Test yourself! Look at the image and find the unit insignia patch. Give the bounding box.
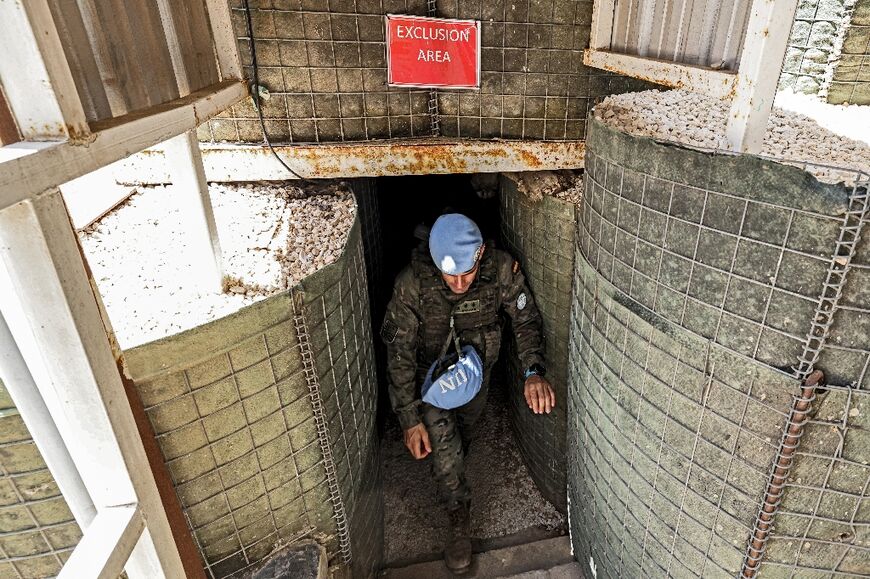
[381,319,399,343]
[517,292,527,310]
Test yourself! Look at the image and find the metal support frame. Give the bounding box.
[0,0,89,141]
[586,0,800,154]
[115,139,586,183]
[0,311,97,528]
[205,0,243,81]
[0,80,246,212]
[0,190,187,577]
[724,0,801,153]
[164,131,224,292]
[59,504,144,579]
[0,1,245,575]
[583,49,738,99]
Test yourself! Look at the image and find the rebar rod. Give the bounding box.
[741,369,823,578]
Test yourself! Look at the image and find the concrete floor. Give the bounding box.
[381,383,566,566]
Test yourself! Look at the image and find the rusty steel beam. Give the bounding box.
[116,139,585,183]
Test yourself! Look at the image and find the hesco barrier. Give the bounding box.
[0,379,81,578]
[204,0,649,144]
[0,207,382,579]
[124,214,382,578]
[569,116,870,578]
[500,174,576,512]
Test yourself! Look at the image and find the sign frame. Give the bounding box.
[385,14,481,90]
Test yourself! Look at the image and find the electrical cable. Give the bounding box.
[241,0,308,181]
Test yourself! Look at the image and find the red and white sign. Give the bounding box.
[386,15,480,89]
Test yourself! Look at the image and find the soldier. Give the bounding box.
[381,213,555,575]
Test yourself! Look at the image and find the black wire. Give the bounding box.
[242,0,308,182]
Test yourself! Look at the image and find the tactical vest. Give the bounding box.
[411,249,503,381]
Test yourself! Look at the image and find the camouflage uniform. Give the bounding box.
[381,246,544,509]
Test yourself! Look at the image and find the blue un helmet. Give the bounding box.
[429,213,483,274]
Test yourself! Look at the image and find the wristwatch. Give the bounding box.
[524,363,546,380]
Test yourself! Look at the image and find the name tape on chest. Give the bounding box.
[455,299,481,315]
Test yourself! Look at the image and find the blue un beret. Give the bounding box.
[429,214,483,274]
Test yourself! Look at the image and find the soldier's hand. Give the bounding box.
[524,376,555,414]
[403,423,431,459]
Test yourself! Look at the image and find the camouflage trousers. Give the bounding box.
[421,381,490,511]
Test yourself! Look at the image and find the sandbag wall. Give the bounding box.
[124,214,382,579]
[568,117,870,577]
[0,380,81,578]
[499,175,576,512]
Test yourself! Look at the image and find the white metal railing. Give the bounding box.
[587,0,800,154]
[0,1,245,577]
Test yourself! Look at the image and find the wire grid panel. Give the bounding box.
[140,309,338,579]
[758,387,870,577]
[204,0,433,143]
[128,218,379,578]
[499,175,576,511]
[435,0,593,140]
[201,0,651,144]
[780,0,853,95]
[0,381,81,579]
[301,218,382,576]
[581,121,864,382]
[827,1,870,105]
[568,252,801,579]
[571,118,870,577]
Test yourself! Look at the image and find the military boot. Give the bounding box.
[444,502,472,575]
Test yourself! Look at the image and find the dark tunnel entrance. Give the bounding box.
[363,174,568,568]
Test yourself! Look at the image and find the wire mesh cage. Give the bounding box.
[568,117,870,578]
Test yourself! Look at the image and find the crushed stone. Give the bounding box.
[594,89,870,185]
[507,171,584,204]
[79,181,355,349]
[382,385,565,565]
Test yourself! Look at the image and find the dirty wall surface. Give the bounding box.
[500,175,576,512]
[568,117,870,577]
[203,0,647,144]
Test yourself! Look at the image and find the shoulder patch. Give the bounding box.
[381,319,399,344]
[512,260,520,274]
[517,292,527,310]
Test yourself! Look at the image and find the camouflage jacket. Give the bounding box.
[381,246,544,430]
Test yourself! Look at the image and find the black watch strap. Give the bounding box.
[524,363,546,379]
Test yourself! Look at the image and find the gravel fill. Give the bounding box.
[79,181,355,349]
[382,385,565,565]
[509,171,584,204]
[594,89,870,185]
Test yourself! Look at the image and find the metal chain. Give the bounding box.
[794,181,870,379]
[291,291,352,564]
[426,0,440,136]
[742,177,869,576]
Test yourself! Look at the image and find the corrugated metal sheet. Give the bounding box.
[608,0,753,71]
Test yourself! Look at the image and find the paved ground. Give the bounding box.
[381,383,565,566]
